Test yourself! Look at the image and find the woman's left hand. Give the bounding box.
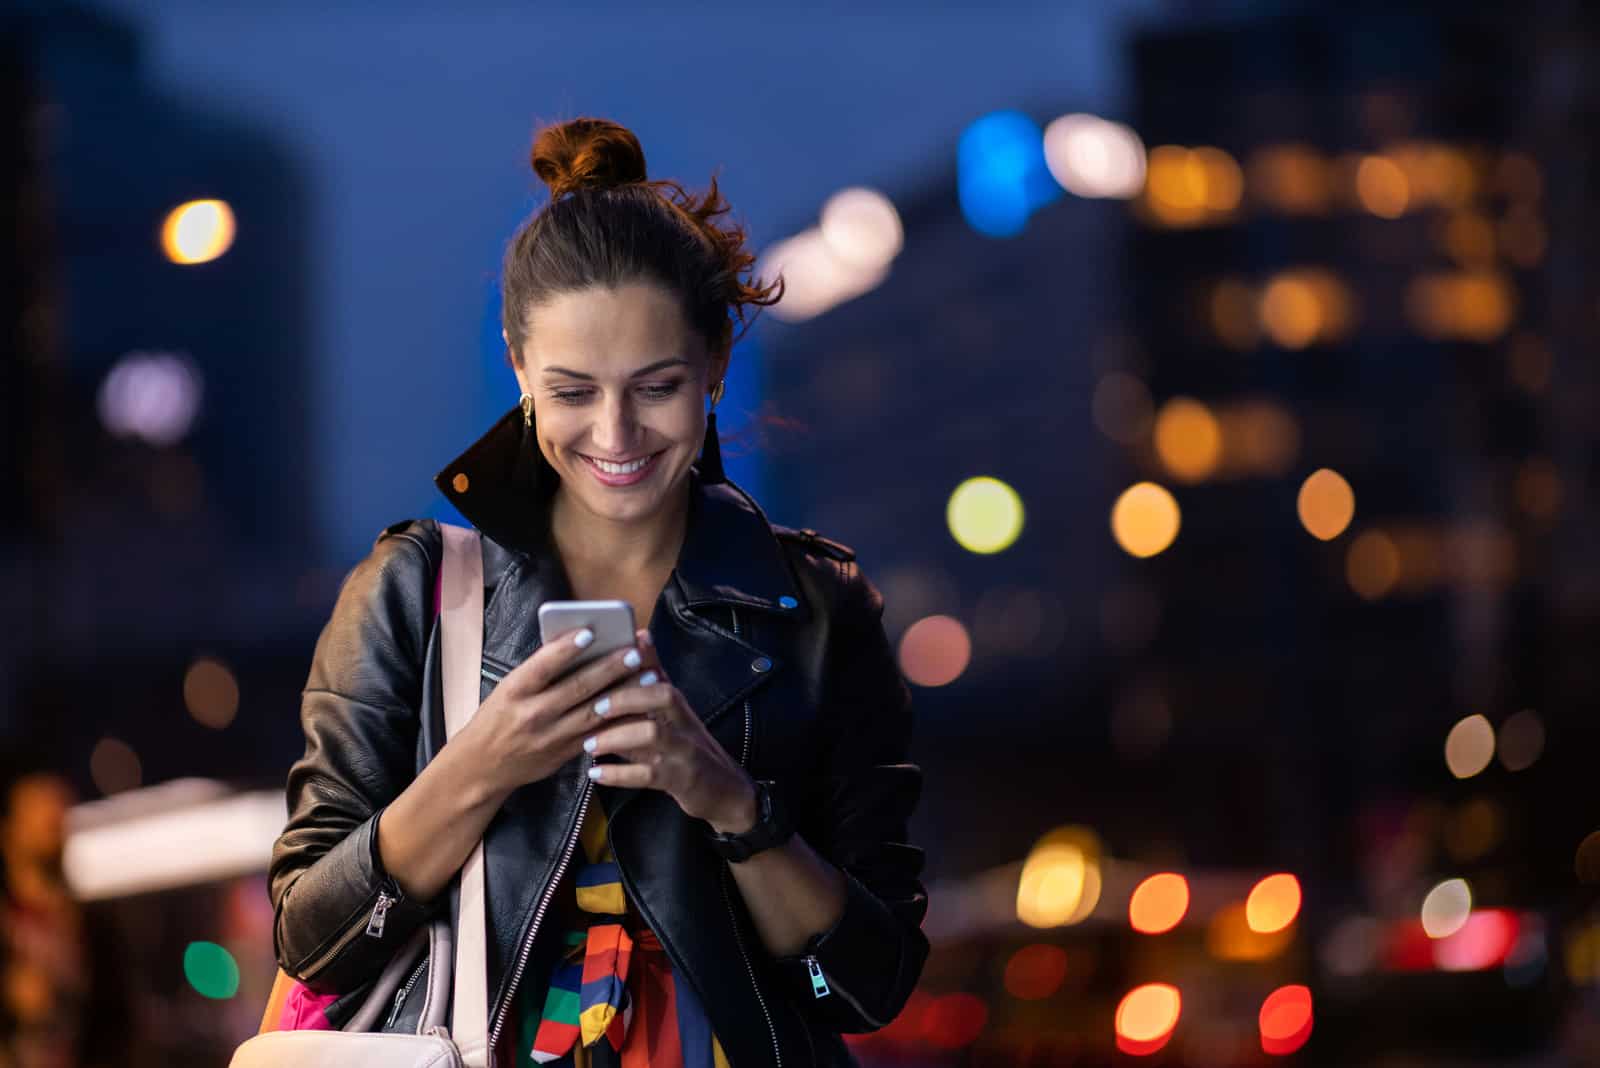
[581,630,758,834]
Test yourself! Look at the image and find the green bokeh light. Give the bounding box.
[183,941,240,999]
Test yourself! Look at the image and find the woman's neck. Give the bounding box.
[549,482,690,580]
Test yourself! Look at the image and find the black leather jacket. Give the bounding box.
[267,406,929,1066]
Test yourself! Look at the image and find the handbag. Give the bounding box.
[231,522,491,1068]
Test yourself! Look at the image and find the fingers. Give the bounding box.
[582,716,666,758]
[587,670,679,724]
[535,642,649,715]
[506,625,612,692]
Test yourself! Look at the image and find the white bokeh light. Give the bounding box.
[1043,114,1147,199]
[97,351,204,446]
[759,228,888,323]
[818,187,903,271]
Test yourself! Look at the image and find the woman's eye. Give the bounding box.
[551,390,589,404]
[640,382,680,399]
[548,381,680,405]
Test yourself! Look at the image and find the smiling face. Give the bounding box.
[512,280,728,528]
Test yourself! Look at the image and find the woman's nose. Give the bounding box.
[591,395,639,452]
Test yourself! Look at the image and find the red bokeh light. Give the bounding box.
[1259,984,1313,1055]
[922,992,989,1049]
[1004,943,1070,1000]
[1115,983,1181,1056]
[1433,908,1520,971]
[1129,872,1190,934]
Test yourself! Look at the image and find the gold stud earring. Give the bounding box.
[520,392,534,428]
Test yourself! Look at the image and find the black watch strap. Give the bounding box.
[705,780,793,862]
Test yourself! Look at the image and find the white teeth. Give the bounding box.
[589,454,651,475]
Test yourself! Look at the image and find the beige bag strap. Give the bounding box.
[439,522,489,1067]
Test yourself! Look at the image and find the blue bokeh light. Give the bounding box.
[957,111,1060,238]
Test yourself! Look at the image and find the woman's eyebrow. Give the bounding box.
[541,357,690,380]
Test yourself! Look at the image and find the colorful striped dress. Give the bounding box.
[516,803,730,1067]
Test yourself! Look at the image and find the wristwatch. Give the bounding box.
[705,780,793,862]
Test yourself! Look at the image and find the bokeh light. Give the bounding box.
[922,993,987,1049]
[1246,874,1302,934]
[1346,530,1400,600]
[1297,469,1356,541]
[1407,271,1516,342]
[1042,113,1147,199]
[1143,145,1242,227]
[1017,827,1102,928]
[97,351,205,446]
[1153,398,1222,483]
[818,187,903,270]
[1115,983,1182,1056]
[89,737,142,796]
[947,476,1025,554]
[183,941,241,999]
[1574,831,1600,884]
[1355,155,1410,217]
[1129,872,1190,934]
[184,657,240,729]
[1209,278,1260,349]
[1497,709,1545,772]
[1247,144,1332,215]
[958,111,1059,237]
[1207,902,1293,962]
[1258,985,1314,1056]
[1434,909,1519,972]
[761,227,888,322]
[1112,482,1181,558]
[1444,714,1495,779]
[1259,269,1354,349]
[161,199,235,264]
[1420,878,1473,939]
[1220,399,1300,477]
[897,615,972,687]
[1003,943,1069,1001]
[1091,372,1154,444]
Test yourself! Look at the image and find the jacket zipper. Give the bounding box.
[294,877,402,980]
[385,954,430,1030]
[486,777,594,1052]
[727,607,784,1067]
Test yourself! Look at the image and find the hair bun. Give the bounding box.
[531,118,648,199]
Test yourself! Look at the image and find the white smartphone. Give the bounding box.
[537,599,638,677]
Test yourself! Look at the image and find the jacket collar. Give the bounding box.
[432,404,808,622]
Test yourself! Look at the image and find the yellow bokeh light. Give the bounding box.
[1420,878,1472,939]
[1111,483,1181,559]
[1246,874,1302,934]
[1441,212,1496,267]
[1407,272,1516,342]
[1153,398,1222,483]
[1129,873,1190,935]
[1355,155,1410,217]
[1346,530,1401,600]
[1143,145,1241,227]
[1194,147,1243,212]
[947,476,1025,554]
[1017,827,1102,928]
[1444,714,1495,779]
[1297,468,1355,540]
[161,199,236,265]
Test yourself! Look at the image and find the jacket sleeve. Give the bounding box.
[268,522,442,993]
[776,559,929,1032]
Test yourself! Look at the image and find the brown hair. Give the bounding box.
[501,117,782,365]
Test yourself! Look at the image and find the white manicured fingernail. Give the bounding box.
[623,648,642,669]
[574,628,595,649]
[583,736,598,753]
[639,670,659,687]
[593,697,611,717]
[587,766,604,781]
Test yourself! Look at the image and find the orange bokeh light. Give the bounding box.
[1115,983,1181,1056]
[897,615,972,687]
[1246,874,1302,934]
[1259,984,1313,1055]
[1154,398,1222,483]
[1003,944,1069,1001]
[1129,873,1190,935]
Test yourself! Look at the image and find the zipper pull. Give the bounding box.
[804,955,831,998]
[367,891,395,938]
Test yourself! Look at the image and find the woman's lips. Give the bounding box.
[579,450,663,487]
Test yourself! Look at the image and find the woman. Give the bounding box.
[268,117,928,1067]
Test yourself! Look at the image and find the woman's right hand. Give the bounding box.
[461,626,652,796]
